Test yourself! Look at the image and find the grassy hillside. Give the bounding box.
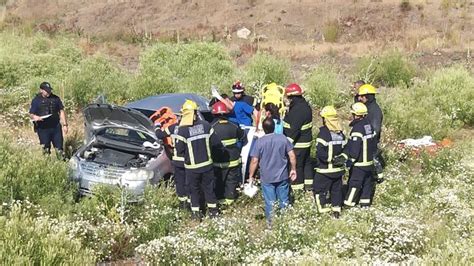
[0,12,473,264]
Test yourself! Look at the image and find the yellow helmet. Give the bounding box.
[320,105,338,118]
[358,84,377,95]
[351,102,368,116]
[181,99,198,112]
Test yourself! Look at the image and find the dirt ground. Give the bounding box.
[2,0,473,71]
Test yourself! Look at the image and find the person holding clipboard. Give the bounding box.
[29,82,68,159]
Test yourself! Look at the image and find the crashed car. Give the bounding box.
[69,104,173,198]
[69,93,211,198]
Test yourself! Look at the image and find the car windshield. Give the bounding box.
[97,127,155,145]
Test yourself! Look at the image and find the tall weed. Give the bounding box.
[303,66,348,108]
[134,42,235,99]
[355,50,416,87]
[243,52,291,95]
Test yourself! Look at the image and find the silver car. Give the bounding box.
[69,104,173,198]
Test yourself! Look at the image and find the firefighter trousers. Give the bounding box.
[186,169,218,213]
[313,172,344,213]
[344,166,374,207]
[292,147,313,191]
[214,166,241,204]
[173,165,189,202]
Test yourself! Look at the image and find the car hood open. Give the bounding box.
[83,104,157,139]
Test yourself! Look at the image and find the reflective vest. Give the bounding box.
[176,120,221,173]
[315,126,347,174]
[342,117,377,169]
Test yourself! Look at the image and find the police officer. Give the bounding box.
[175,100,223,220]
[333,103,377,207]
[313,106,346,218]
[155,117,190,211]
[210,101,246,206]
[283,83,313,192]
[29,82,68,158]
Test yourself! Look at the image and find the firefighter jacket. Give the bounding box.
[342,117,377,170]
[315,126,347,174]
[175,119,223,173]
[155,123,185,167]
[211,118,246,168]
[283,96,313,149]
[365,97,383,144]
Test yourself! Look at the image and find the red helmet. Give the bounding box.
[285,83,303,96]
[211,101,229,115]
[232,80,245,93]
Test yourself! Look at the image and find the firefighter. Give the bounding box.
[333,102,377,207]
[175,100,223,220]
[210,101,246,206]
[313,106,346,218]
[155,115,190,211]
[283,83,313,192]
[357,83,385,197]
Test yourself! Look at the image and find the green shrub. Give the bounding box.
[355,50,417,87]
[380,83,455,139]
[429,65,474,126]
[0,203,96,265]
[303,66,348,109]
[322,20,340,43]
[0,137,75,214]
[380,65,473,139]
[64,56,131,107]
[134,42,235,99]
[243,52,291,95]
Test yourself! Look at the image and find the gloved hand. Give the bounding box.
[211,85,223,101]
[332,155,346,167]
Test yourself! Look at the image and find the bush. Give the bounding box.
[429,65,474,126]
[64,56,131,107]
[134,42,235,99]
[355,50,417,87]
[303,66,348,109]
[380,65,473,139]
[243,52,291,95]
[0,137,75,215]
[0,202,96,265]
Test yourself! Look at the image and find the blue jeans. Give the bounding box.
[261,179,290,222]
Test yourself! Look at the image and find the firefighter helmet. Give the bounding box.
[351,102,368,116]
[320,105,338,118]
[232,80,245,93]
[181,99,198,112]
[211,101,229,115]
[358,84,377,95]
[285,83,303,96]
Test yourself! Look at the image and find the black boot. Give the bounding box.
[332,211,340,219]
[208,207,220,219]
[191,211,202,222]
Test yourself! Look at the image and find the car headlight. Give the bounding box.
[122,169,153,181]
[68,157,80,180]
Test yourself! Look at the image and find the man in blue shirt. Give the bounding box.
[249,117,297,224]
[29,82,68,158]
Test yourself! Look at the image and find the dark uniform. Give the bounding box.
[211,118,246,205]
[313,126,346,214]
[156,123,189,206]
[283,96,313,191]
[175,119,223,216]
[342,117,377,207]
[29,93,65,154]
[364,95,383,144]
